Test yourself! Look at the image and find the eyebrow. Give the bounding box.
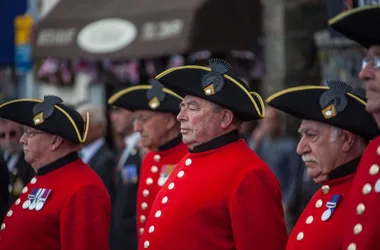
[183,100,199,106]
[298,127,316,134]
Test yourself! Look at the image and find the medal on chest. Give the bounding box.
[321,194,341,221]
[157,164,176,186]
[22,188,52,211]
[121,164,139,184]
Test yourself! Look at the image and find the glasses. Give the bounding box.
[362,56,380,70]
[23,128,45,138]
[0,130,17,139]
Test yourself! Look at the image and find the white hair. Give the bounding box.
[76,104,107,127]
[329,127,342,142]
[329,126,367,154]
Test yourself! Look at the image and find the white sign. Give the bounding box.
[77,18,137,53]
[37,28,76,46]
[358,0,380,6]
[141,19,184,41]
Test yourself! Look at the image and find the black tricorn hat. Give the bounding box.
[155,58,265,121]
[0,96,89,143]
[266,81,379,140]
[108,79,183,114]
[329,5,380,48]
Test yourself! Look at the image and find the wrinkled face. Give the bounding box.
[19,127,54,166]
[359,45,380,113]
[177,95,225,149]
[110,107,134,135]
[296,120,343,184]
[133,110,175,150]
[0,120,23,154]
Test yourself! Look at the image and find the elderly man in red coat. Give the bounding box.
[0,95,111,250]
[137,58,288,250]
[329,3,380,250]
[108,79,188,245]
[266,81,378,250]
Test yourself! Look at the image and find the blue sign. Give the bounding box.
[15,44,32,74]
[0,0,27,65]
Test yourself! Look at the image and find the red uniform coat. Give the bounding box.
[342,136,380,250]
[0,152,111,250]
[287,158,360,250]
[138,131,288,250]
[137,138,188,238]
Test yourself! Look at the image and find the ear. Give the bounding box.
[341,130,355,152]
[220,109,234,129]
[50,135,64,151]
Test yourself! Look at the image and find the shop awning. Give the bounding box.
[32,0,262,60]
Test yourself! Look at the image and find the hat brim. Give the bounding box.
[266,85,379,140]
[156,66,265,121]
[108,85,183,114]
[329,5,380,48]
[0,98,89,143]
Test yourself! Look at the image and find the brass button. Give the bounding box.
[306,216,313,224]
[362,183,372,195]
[155,210,162,218]
[315,199,323,208]
[353,223,362,235]
[321,185,330,194]
[154,154,161,162]
[347,242,356,250]
[151,166,158,173]
[144,240,150,249]
[370,164,379,175]
[6,210,12,217]
[296,232,304,241]
[162,196,168,204]
[177,171,185,178]
[146,178,153,185]
[141,202,148,210]
[143,189,149,197]
[30,177,37,184]
[356,203,365,215]
[185,158,192,166]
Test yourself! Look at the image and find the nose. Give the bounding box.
[133,119,142,133]
[359,63,375,82]
[19,133,27,145]
[296,136,309,156]
[177,108,187,123]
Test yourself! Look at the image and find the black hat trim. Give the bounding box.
[0,98,90,143]
[266,85,366,108]
[156,66,265,119]
[329,5,380,26]
[108,85,183,109]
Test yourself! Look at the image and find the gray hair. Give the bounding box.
[329,127,343,143]
[76,103,107,127]
[329,126,367,153]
